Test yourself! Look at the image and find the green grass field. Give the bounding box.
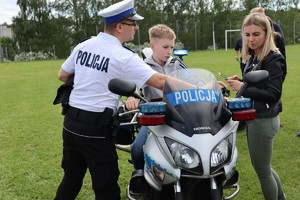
[0,45,299,200]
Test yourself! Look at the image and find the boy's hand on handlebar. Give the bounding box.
[125,96,139,110]
[217,81,227,88]
[217,81,231,97]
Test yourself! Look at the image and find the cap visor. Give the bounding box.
[128,14,144,21]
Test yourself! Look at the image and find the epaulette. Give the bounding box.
[79,36,93,43]
[171,57,188,69]
[122,45,136,54]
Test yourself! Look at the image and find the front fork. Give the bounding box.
[210,178,223,200]
[174,180,184,200]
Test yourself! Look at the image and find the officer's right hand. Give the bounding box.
[125,97,139,110]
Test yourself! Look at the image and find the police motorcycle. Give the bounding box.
[110,67,269,199]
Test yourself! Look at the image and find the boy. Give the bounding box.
[127,24,188,196]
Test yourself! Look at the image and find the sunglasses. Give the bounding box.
[121,22,138,27]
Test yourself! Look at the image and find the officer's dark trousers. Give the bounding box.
[54,107,120,200]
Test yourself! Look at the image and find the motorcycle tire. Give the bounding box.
[147,185,174,200]
[211,188,222,200]
[181,178,224,200]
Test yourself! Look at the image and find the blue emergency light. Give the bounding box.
[227,98,256,121]
[227,98,252,110]
[139,102,167,114]
[173,49,188,60]
[138,102,167,126]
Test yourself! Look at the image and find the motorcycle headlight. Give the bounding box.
[210,133,233,174]
[165,137,203,175]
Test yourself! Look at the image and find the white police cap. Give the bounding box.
[98,0,144,24]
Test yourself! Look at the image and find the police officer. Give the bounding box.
[54,0,171,199]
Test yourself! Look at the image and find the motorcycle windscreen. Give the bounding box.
[162,68,231,137]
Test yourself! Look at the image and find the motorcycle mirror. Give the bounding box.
[109,78,136,96]
[108,78,147,102]
[236,70,269,98]
[243,70,269,86]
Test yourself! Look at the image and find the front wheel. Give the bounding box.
[146,185,174,200]
[145,182,223,200]
[181,178,224,200]
[211,188,223,200]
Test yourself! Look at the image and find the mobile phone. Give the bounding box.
[218,72,228,80]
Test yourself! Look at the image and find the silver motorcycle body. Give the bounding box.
[144,121,238,191]
[109,68,268,200]
[141,68,239,199]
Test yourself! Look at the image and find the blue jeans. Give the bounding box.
[131,126,148,169]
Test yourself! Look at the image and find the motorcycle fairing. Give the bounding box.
[165,88,220,106]
[224,146,238,179]
[162,68,231,136]
[144,132,181,191]
[143,120,239,190]
[144,152,177,179]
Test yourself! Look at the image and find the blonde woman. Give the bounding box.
[226,13,286,200]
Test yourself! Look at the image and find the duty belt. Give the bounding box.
[66,106,113,125]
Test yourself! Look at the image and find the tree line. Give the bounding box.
[8,0,300,59]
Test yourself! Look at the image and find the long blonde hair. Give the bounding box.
[241,13,279,63]
[249,7,282,38]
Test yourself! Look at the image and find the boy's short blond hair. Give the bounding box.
[148,24,176,42]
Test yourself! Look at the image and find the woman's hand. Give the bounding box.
[226,78,244,92]
[227,75,240,81]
